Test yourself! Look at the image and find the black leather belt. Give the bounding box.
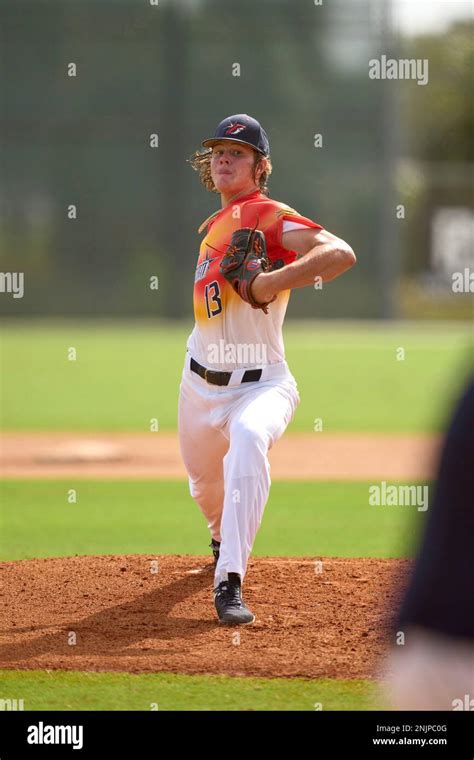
[190,357,262,386]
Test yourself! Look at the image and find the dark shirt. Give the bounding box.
[398,376,474,638]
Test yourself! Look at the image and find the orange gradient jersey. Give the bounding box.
[187,190,323,370]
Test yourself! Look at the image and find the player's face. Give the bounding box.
[210,142,260,195]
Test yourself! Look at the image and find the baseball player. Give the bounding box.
[179,114,356,625]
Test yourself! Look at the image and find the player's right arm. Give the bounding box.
[251,227,356,303]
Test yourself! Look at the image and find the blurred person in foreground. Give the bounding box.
[382,375,474,710]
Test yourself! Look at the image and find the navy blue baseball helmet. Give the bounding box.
[202,114,270,157]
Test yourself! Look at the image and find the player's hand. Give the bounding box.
[250,272,277,307]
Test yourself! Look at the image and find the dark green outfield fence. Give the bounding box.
[1,0,472,318]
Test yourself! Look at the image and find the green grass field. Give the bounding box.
[1,480,426,562]
[1,319,471,431]
[0,320,466,710]
[0,670,382,711]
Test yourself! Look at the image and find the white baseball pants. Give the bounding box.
[178,351,300,586]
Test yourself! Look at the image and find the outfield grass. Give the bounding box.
[0,670,382,711]
[1,320,471,432]
[0,480,427,561]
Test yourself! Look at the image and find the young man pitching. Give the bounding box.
[179,114,356,625]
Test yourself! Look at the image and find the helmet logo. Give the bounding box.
[225,123,246,135]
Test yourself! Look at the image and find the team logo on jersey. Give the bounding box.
[224,123,246,136]
[195,249,217,282]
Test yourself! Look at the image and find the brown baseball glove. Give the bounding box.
[219,226,275,314]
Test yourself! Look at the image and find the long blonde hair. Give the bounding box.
[188,148,272,194]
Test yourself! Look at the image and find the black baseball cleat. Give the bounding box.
[214,572,255,625]
[209,538,221,565]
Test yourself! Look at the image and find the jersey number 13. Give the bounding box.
[204,280,223,319]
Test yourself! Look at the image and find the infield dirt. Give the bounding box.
[0,554,409,680]
[1,432,441,480]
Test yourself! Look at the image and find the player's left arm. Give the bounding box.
[251,227,356,303]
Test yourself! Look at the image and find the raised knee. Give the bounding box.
[230,422,270,454]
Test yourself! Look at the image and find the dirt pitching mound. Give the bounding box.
[1,431,441,480]
[0,555,410,680]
